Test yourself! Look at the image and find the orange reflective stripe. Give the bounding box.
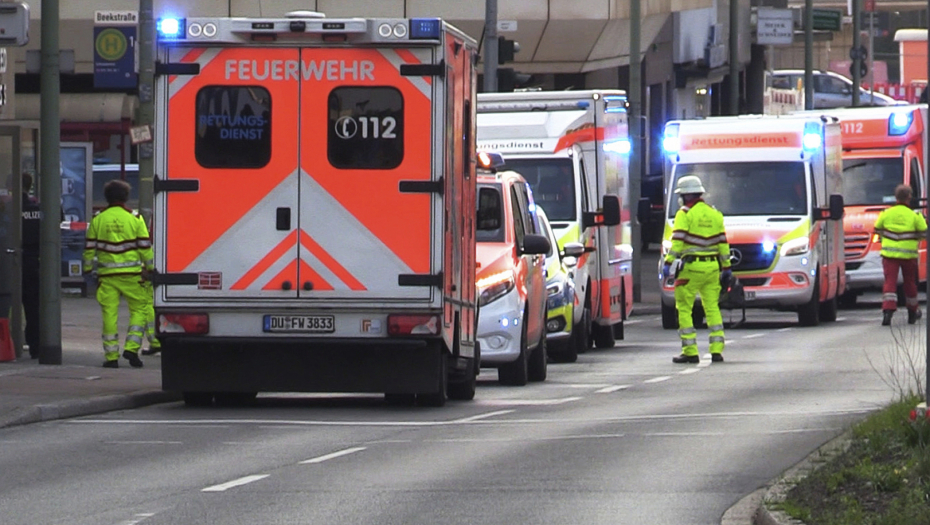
[169,48,207,84]
[394,48,431,86]
[300,231,366,291]
[263,260,299,291]
[232,230,298,290]
[298,260,334,291]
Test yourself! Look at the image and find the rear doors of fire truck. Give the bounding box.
[159,45,437,305]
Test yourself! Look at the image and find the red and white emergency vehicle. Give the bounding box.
[152,13,478,406]
[476,90,627,352]
[660,114,846,327]
[799,106,928,305]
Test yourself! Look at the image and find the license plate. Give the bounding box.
[263,315,335,333]
[744,290,756,301]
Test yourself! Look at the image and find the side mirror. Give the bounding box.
[601,195,621,226]
[520,233,551,255]
[828,194,844,220]
[561,242,585,258]
[636,197,650,225]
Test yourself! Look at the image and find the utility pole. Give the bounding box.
[137,0,155,226]
[483,0,498,93]
[852,0,862,106]
[629,0,642,302]
[804,0,814,109]
[728,0,739,114]
[39,0,62,364]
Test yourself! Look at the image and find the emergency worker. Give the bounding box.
[662,175,731,363]
[133,210,161,356]
[874,184,927,326]
[21,173,41,358]
[82,180,153,368]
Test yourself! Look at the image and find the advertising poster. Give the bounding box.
[60,144,92,278]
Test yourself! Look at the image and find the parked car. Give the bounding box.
[476,169,551,386]
[769,69,901,108]
[535,207,585,363]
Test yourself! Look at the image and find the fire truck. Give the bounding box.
[660,114,846,327]
[151,13,478,406]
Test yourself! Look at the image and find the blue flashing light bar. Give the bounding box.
[663,123,681,153]
[802,121,822,151]
[409,18,441,39]
[603,139,631,155]
[157,17,186,40]
[888,111,914,136]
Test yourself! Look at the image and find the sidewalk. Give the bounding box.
[0,295,178,429]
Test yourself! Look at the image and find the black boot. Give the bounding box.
[123,350,144,368]
[908,309,922,325]
[672,354,699,364]
[882,310,894,326]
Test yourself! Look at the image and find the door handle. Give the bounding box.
[276,208,291,230]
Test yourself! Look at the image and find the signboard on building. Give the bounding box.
[812,9,842,31]
[756,7,794,46]
[93,11,138,89]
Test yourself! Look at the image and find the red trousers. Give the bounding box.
[882,257,919,311]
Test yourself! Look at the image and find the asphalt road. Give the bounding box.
[0,289,914,525]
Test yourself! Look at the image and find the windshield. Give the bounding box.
[477,184,505,242]
[502,158,576,222]
[842,158,903,206]
[668,162,808,217]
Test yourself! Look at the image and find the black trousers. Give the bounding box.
[22,253,40,354]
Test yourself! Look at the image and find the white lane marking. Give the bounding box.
[106,441,183,445]
[679,368,701,375]
[115,513,156,525]
[202,474,269,492]
[299,446,367,464]
[644,376,672,384]
[478,397,583,406]
[452,410,515,423]
[596,385,631,393]
[742,333,764,339]
[836,317,846,322]
[776,327,793,332]
[565,383,611,389]
[431,432,627,443]
[624,319,642,324]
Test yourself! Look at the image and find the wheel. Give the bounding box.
[798,274,821,327]
[573,304,591,354]
[182,392,214,407]
[214,392,257,407]
[592,323,615,349]
[661,301,679,329]
[897,285,906,307]
[691,302,706,328]
[527,311,548,382]
[499,310,529,386]
[417,350,447,407]
[820,288,838,322]
[448,324,477,401]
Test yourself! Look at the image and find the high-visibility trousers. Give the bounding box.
[141,280,160,350]
[674,261,725,357]
[96,274,149,361]
[882,256,919,312]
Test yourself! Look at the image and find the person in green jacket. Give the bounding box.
[662,175,731,364]
[874,184,927,326]
[82,180,154,368]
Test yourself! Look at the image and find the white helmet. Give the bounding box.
[674,175,706,194]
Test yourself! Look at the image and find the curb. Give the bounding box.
[751,429,853,525]
[0,390,182,430]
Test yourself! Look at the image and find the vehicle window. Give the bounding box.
[195,86,272,169]
[511,188,526,247]
[821,76,848,95]
[910,158,922,200]
[539,214,556,257]
[771,75,790,89]
[669,162,807,216]
[476,185,505,242]
[523,182,540,234]
[842,158,904,205]
[502,157,576,222]
[328,86,404,170]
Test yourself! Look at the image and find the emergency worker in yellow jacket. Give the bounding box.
[82,180,153,368]
[662,176,731,364]
[874,184,927,326]
[132,210,161,356]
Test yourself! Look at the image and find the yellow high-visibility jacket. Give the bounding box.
[665,200,731,268]
[83,205,155,277]
[874,204,927,259]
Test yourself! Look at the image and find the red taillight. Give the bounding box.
[387,314,440,336]
[157,313,209,335]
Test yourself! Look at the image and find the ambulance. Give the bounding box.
[660,114,846,327]
[476,90,627,354]
[798,106,928,305]
[151,13,478,407]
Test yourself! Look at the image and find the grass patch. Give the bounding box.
[780,395,930,525]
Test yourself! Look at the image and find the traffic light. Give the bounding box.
[496,68,533,92]
[498,36,519,65]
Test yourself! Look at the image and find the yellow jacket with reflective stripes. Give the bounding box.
[874,204,927,259]
[665,200,731,268]
[83,205,155,277]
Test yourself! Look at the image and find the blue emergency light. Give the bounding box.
[409,18,441,39]
[888,111,913,136]
[603,139,631,155]
[802,122,822,151]
[157,17,186,40]
[762,240,776,254]
[663,123,681,153]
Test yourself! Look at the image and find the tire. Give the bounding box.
[182,392,214,407]
[548,338,578,363]
[798,274,821,327]
[417,349,447,407]
[499,310,529,386]
[691,302,706,329]
[573,305,591,354]
[820,279,839,323]
[593,323,615,349]
[447,322,477,401]
[897,285,906,307]
[527,312,548,382]
[214,392,257,407]
[661,301,679,329]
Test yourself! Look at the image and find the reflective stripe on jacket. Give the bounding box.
[874,204,928,259]
[83,205,155,276]
[665,200,731,268]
